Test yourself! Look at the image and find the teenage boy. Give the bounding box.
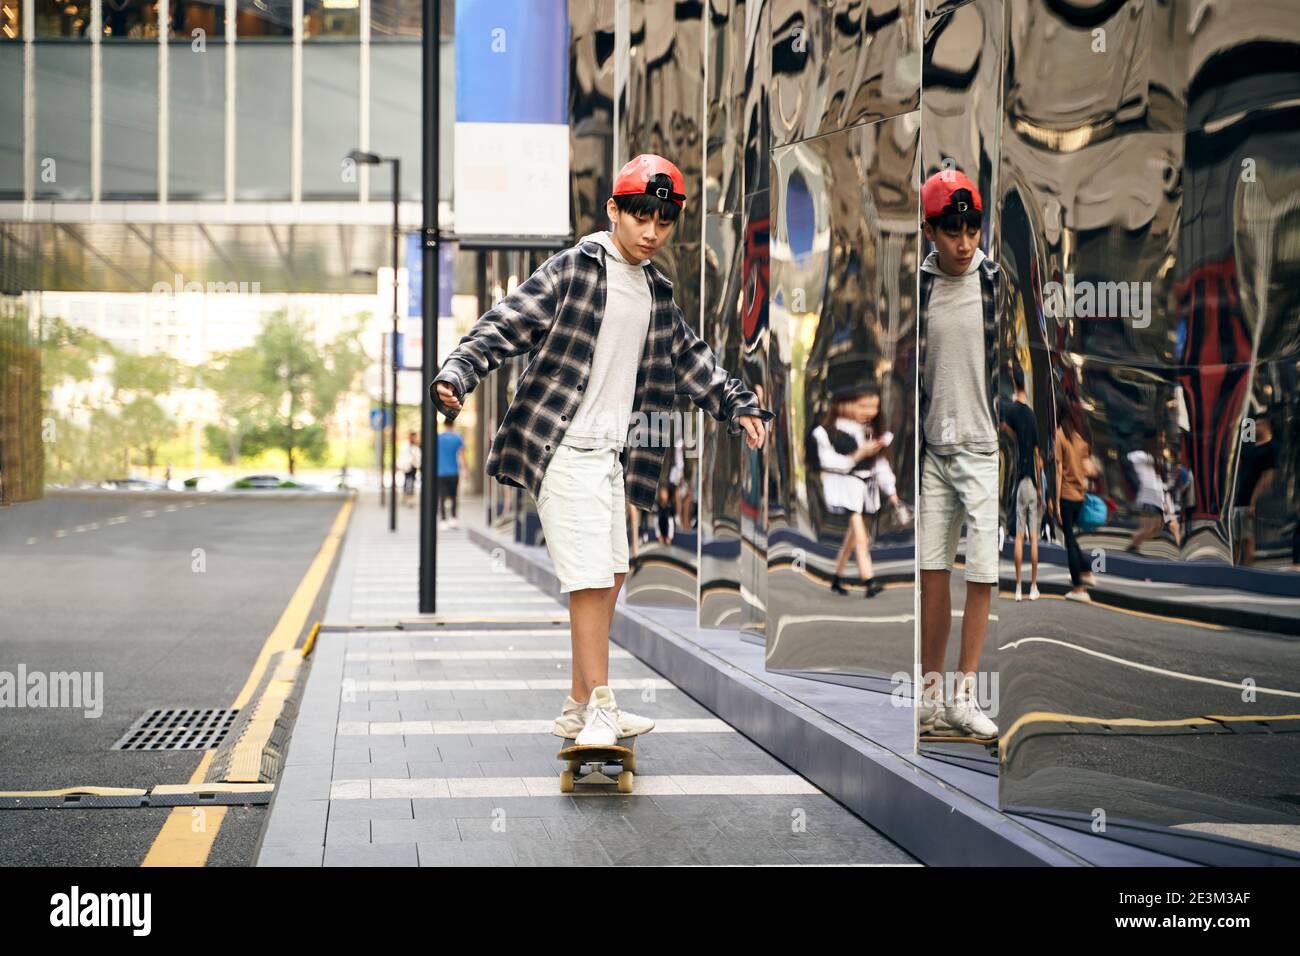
[1002,366,1042,601]
[917,168,999,741]
[431,154,774,748]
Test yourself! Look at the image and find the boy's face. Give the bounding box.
[923,219,981,276]
[607,199,676,262]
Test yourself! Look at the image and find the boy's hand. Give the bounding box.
[738,415,767,449]
[434,382,462,411]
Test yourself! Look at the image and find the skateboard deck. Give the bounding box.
[556,736,637,793]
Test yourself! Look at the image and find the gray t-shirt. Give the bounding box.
[560,230,653,451]
[921,247,997,455]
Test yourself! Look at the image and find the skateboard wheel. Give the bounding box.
[617,771,633,794]
[624,754,636,773]
[566,759,581,773]
[560,770,575,793]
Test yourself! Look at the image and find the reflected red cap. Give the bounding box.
[922,168,982,219]
[613,154,687,207]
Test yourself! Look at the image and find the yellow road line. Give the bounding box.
[141,497,353,867]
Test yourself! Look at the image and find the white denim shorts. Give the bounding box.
[534,442,631,593]
[918,447,999,584]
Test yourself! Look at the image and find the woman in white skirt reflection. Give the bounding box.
[811,385,904,598]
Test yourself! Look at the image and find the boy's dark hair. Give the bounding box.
[924,188,982,233]
[612,191,681,224]
[1013,366,1026,391]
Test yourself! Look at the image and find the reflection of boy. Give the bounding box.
[917,169,999,741]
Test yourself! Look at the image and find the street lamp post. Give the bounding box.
[419,0,441,614]
[348,149,401,533]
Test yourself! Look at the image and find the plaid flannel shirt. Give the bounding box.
[431,234,775,512]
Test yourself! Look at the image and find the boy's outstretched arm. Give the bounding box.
[670,304,775,446]
[431,258,559,416]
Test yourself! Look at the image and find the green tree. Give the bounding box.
[207,310,368,474]
[38,317,183,481]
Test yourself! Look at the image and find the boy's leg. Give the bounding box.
[569,586,613,701]
[920,569,953,692]
[918,450,962,685]
[569,571,627,698]
[534,445,620,700]
[956,449,1000,677]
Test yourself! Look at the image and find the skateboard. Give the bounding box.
[919,734,999,756]
[557,736,637,793]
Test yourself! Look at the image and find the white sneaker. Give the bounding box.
[1065,589,1092,603]
[438,519,450,530]
[448,517,459,528]
[552,695,586,738]
[576,686,622,747]
[1029,584,1040,601]
[943,678,998,739]
[1014,583,1023,602]
[917,695,954,736]
[554,690,654,739]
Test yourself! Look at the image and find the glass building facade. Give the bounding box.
[0,0,436,203]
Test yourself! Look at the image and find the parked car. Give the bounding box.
[229,474,319,490]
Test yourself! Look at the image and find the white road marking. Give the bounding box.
[999,636,1300,698]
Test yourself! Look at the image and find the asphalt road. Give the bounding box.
[0,491,346,866]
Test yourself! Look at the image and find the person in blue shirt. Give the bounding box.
[437,416,466,528]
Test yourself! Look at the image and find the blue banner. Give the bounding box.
[455,0,569,125]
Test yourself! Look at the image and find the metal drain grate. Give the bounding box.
[112,709,241,751]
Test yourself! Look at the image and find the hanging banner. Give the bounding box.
[453,0,570,239]
[406,233,457,320]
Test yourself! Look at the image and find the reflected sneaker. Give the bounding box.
[918,695,954,736]
[1029,584,1040,601]
[576,686,622,747]
[1065,589,1092,603]
[944,678,998,740]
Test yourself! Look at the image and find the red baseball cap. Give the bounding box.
[922,168,982,219]
[613,154,687,207]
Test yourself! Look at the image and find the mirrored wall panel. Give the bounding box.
[992,0,1300,849]
[766,113,919,676]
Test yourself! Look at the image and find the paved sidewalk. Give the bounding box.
[256,496,918,866]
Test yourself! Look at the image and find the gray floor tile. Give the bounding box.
[327,798,414,821]
[417,841,516,867]
[323,843,419,867]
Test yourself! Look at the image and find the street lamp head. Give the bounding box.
[347,149,383,165]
